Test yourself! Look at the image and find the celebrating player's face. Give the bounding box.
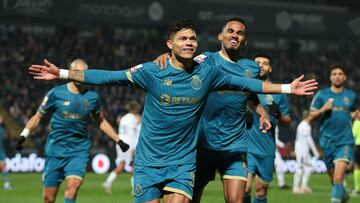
[219,21,246,51]
[167,28,198,60]
[255,57,272,79]
[330,68,346,87]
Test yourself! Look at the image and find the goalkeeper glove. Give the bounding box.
[117,140,129,152]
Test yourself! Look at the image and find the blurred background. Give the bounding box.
[0,0,359,173]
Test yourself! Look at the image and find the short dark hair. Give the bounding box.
[168,19,195,40]
[222,17,247,30]
[254,53,272,64]
[126,100,141,114]
[329,63,346,75]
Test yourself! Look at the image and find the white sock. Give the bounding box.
[301,165,312,188]
[293,167,303,190]
[276,162,285,187]
[105,172,118,186]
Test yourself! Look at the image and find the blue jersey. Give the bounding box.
[310,88,356,147]
[38,84,100,157]
[83,60,263,167]
[197,51,259,152]
[247,93,289,157]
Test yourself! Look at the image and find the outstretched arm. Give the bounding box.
[229,75,317,95]
[16,112,43,151]
[93,111,129,152]
[29,59,130,86]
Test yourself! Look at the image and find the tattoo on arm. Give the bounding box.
[69,70,84,82]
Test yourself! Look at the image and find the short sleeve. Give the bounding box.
[38,89,56,115]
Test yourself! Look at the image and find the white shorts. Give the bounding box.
[115,144,134,165]
[295,151,312,169]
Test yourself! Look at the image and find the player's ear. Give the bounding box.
[218,33,223,41]
[166,40,173,50]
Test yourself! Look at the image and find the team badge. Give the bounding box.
[63,101,70,106]
[343,96,350,105]
[130,64,143,73]
[264,94,274,105]
[191,75,202,90]
[134,184,143,197]
[163,79,173,86]
[193,54,207,63]
[83,99,89,110]
[245,69,252,78]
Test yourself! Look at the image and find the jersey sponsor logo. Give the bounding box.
[193,54,207,63]
[63,101,70,106]
[245,69,252,78]
[41,96,49,106]
[343,96,350,105]
[163,79,173,86]
[130,64,143,73]
[160,94,200,105]
[191,75,202,90]
[264,94,274,105]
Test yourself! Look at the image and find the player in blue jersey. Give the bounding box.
[16,59,129,203]
[28,19,317,203]
[245,53,292,203]
[309,64,357,203]
[190,18,271,203]
[0,116,12,190]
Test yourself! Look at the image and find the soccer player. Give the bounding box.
[0,116,12,190]
[352,110,360,196]
[102,100,142,194]
[29,19,317,203]
[309,64,357,203]
[293,110,320,194]
[245,53,292,203]
[16,59,129,203]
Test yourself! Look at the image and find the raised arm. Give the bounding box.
[92,111,129,152]
[229,75,317,95]
[29,59,130,86]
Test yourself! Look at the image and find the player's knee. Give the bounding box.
[65,183,81,198]
[43,194,56,203]
[255,187,267,198]
[224,191,244,203]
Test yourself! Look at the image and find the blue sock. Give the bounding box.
[253,195,267,203]
[244,193,251,203]
[331,183,343,203]
[64,197,75,203]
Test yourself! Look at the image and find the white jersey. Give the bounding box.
[118,113,140,150]
[295,120,319,157]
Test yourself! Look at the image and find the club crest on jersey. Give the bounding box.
[245,69,252,78]
[83,99,89,110]
[130,64,143,73]
[343,96,350,105]
[191,75,202,90]
[163,79,173,86]
[63,101,70,106]
[265,95,274,105]
[134,184,143,197]
[193,54,207,63]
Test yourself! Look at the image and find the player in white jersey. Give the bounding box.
[102,100,142,194]
[293,110,319,193]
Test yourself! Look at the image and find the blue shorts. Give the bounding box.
[195,148,247,187]
[43,154,89,187]
[133,163,195,203]
[247,152,274,183]
[323,144,354,170]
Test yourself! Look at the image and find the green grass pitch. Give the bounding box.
[0,172,359,202]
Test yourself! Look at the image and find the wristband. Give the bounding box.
[20,128,30,138]
[59,69,69,80]
[281,84,291,94]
